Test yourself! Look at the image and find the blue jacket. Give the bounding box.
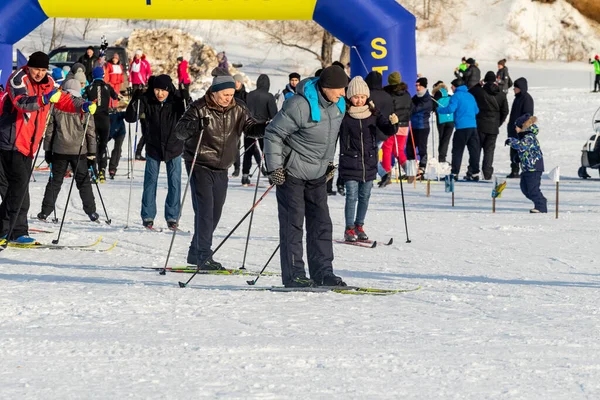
[410,90,433,129]
[435,87,454,124]
[109,111,126,139]
[508,124,544,172]
[437,85,479,129]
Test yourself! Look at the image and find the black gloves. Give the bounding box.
[269,168,286,185]
[504,139,511,146]
[45,151,53,165]
[87,154,96,168]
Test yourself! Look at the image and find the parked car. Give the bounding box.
[47,46,130,92]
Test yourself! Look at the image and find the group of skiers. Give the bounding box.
[0,47,549,288]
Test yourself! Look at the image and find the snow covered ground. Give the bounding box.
[3,18,600,400]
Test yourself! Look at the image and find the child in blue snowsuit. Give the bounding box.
[505,114,547,213]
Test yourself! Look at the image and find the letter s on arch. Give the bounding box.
[371,38,387,59]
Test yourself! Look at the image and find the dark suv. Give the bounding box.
[47,46,130,92]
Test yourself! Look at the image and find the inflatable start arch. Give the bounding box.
[0,0,416,87]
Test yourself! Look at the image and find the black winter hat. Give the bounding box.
[466,58,475,65]
[319,66,348,89]
[484,71,497,83]
[27,51,49,69]
[416,77,428,88]
[154,74,172,91]
[314,69,323,77]
[86,46,94,52]
[331,61,345,69]
[177,56,183,62]
[289,72,301,80]
[451,78,464,87]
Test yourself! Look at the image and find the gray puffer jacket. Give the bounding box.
[264,77,345,180]
[45,109,96,157]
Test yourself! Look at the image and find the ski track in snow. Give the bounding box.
[4,30,600,399]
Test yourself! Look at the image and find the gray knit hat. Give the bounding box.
[233,74,244,83]
[63,79,82,97]
[346,76,370,99]
[210,67,236,92]
[74,71,87,85]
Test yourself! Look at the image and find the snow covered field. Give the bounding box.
[4,18,600,400]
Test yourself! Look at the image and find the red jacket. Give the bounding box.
[106,62,125,87]
[129,55,152,86]
[177,60,191,85]
[0,67,84,157]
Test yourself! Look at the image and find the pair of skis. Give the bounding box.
[7,236,117,252]
[333,237,394,249]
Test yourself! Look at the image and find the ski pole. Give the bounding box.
[238,139,257,161]
[53,112,93,245]
[49,164,59,223]
[393,132,411,244]
[179,184,275,288]
[1,103,54,251]
[246,243,280,286]
[125,102,140,229]
[431,114,436,161]
[240,139,263,270]
[159,127,206,276]
[88,166,112,225]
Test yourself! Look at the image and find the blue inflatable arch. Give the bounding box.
[0,0,416,88]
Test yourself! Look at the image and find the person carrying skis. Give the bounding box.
[505,114,547,213]
[175,68,264,269]
[0,51,96,244]
[242,74,277,186]
[590,55,600,93]
[126,74,186,231]
[37,79,99,222]
[84,66,120,182]
[264,65,349,288]
[340,76,398,242]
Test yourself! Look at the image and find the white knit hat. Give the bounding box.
[346,76,370,99]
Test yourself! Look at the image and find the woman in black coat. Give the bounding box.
[339,76,397,242]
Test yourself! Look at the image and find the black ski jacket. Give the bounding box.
[470,83,509,135]
[507,78,534,138]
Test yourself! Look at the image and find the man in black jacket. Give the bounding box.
[470,72,509,180]
[457,58,481,89]
[175,68,263,270]
[84,66,120,181]
[506,77,534,178]
[126,74,186,231]
[242,74,277,185]
[77,46,98,83]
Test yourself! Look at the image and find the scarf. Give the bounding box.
[416,88,427,97]
[348,105,371,120]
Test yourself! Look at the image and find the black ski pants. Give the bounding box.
[0,152,7,201]
[0,150,32,239]
[595,74,600,92]
[520,171,547,212]
[94,115,110,173]
[479,131,498,179]
[109,134,125,173]
[242,137,263,175]
[186,163,228,265]
[41,157,96,217]
[451,128,481,175]
[276,174,334,285]
[437,122,454,163]
[510,148,521,175]
[406,127,430,169]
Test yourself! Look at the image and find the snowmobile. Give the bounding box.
[578,107,600,179]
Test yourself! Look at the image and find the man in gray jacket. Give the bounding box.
[264,66,348,288]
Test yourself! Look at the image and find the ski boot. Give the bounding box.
[285,276,317,288]
[464,172,480,182]
[109,170,116,180]
[344,226,358,242]
[578,166,591,179]
[11,235,36,245]
[37,212,47,221]
[167,220,178,231]
[98,170,106,183]
[232,167,240,177]
[378,173,392,188]
[241,174,250,186]
[337,184,345,196]
[143,219,154,230]
[355,224,368,241]
[200,257,225,271]
[135,154,146,161]
[317,274,347,287]
[88,212,100,222]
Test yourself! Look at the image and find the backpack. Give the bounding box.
[507,75,513,89]
[274,90,285,111]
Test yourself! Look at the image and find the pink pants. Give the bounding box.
[381,127,408,172]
